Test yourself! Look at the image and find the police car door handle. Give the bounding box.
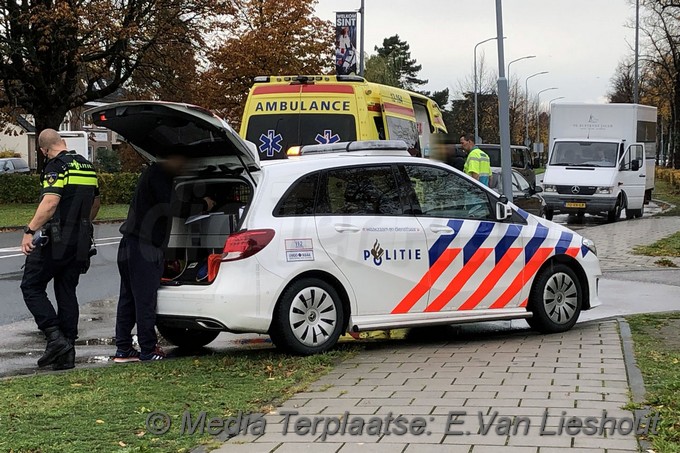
[430,225,455,234]
[334,224,361,233]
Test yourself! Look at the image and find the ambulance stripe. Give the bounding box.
[391,248,461,314]
[253,85,301,95]
[302,85,355,94]
[383,102,415,117]
[524,223,549,264]
[428,219,463,267]
[489,247,554,309]
[495,225,522,265]
[458,247,523,311]
[463,222,494,265]
[555,231,573,255]
[424,248,494,312]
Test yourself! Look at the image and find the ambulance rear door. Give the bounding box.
[241,80,359,160]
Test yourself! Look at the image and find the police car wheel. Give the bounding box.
[157,325,220,349]
[271,278,344,356]
[528,264,582,333]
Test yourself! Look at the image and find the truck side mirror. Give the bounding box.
[631,160,640,171]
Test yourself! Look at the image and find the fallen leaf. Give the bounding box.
[119,441,127,447]
[96,419,105,424]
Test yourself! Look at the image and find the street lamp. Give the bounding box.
[548,96,565,108]
[507,55,536,84]
[524,71,548,146]
[474,36,497,143]
[536,87,558,150]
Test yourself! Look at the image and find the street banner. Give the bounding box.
[335,12,358,75]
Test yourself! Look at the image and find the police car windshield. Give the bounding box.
[245,114,357,160]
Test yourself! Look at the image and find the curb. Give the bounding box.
[617,317,653,452]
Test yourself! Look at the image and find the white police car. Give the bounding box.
[90,101,602,355]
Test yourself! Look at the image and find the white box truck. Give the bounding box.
[542,103,656,222]
[59,130,90,161]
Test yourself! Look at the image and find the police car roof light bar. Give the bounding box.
[300,140,410,156]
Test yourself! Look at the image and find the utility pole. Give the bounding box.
[359,0,365,76]
[495,0,513,202]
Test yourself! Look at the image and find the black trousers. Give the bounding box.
[21,243,81,340]
[115,236,164,355]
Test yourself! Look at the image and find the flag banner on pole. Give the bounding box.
[335,12,358,75]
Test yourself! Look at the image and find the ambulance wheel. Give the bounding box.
[271,278,344,355]
[528,263,582,333]
[607,197,623,222]
[157,325,220,349]
[544,208,554,220]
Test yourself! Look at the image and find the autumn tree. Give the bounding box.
[0,0,215,171]
[199,0,334,127]
[373,35,427,91]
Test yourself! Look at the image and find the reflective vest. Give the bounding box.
[464,147,491,186]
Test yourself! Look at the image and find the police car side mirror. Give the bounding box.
[496,198,512,220]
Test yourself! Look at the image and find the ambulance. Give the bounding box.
[239,75,447,160]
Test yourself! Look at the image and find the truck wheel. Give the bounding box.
[528,263,582,333]
[636,204,645,218]
[270,278,344,355]
[607,197,622,222]
[544,208,554,220]
[157,325,220,349]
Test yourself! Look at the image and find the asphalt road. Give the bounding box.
[0,223,123,325]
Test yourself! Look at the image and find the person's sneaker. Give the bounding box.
[140,346,166,361]
[113,347,141,363]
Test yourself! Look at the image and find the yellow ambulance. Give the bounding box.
[239,75,447,160]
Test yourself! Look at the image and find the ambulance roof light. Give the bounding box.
[337,75,365,82]
[253,76,270,83]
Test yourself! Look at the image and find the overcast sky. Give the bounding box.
[314,0,636,107]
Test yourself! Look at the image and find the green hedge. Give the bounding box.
[0,173,140,204]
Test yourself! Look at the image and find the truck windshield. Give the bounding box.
[244,114,357,160]
[549,141,618,167]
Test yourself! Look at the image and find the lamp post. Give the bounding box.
[524,71,548,146]
[507,55,535,84]
[474,36,497,143]
[535,88,558,161]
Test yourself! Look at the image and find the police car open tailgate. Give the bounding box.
[87,101,259,170]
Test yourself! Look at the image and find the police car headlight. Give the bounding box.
[543,184,557,192]
[582,238,597,256]
[596,186,613,194]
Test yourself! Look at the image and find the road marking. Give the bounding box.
[0,237,121,259]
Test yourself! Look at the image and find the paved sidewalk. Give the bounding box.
[213,321,642,452]
[577,216,680,270]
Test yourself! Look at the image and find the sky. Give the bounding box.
[314,0,637,108]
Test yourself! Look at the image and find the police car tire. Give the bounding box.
[157,325,220,349]
[271,278,344,356]
[528,264,582,333]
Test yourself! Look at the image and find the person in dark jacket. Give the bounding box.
[21,128,100,370]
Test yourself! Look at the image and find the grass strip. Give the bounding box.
[626,312,680,452]
[0,204,129,228]
[0,347,356,452]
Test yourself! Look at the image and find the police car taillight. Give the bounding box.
[222,229,275,262]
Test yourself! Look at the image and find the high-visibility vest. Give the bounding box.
[464,147,492,186]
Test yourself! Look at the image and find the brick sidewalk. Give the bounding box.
[213,321,641,452]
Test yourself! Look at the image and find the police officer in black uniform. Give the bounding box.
[20,128,100,370]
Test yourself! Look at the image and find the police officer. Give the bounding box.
[20,128,100,371]
[460,133,492,186]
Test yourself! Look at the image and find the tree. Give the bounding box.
[419,88,450,111]
[0,0,215,171]
[198,0,334,126]
[364,54,400,87]
[374,35,427,90]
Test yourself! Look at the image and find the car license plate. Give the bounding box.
[565,202,586,208]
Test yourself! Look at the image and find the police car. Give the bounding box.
[89,101,602,355]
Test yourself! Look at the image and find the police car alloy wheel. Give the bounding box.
[270,278,344,355]
[527,264,582,333]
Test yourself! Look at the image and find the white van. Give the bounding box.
[542,103,657,222]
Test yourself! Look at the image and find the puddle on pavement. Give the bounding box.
[76,337,115,346]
